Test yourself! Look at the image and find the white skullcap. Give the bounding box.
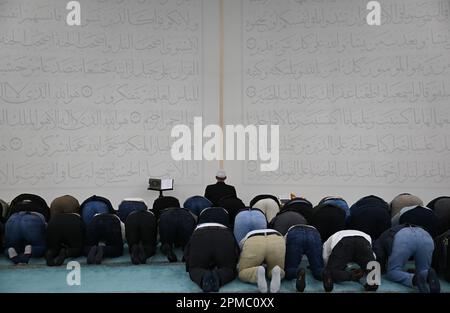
[216,170,226,179]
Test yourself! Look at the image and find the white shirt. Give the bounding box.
[195,222,227,230]
[322,230,372,264]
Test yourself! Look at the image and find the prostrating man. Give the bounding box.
[238,229,285,293]
[374,224,440,293]
[184,222,239,292]
[322,230,379,292]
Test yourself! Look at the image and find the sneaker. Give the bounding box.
[350,269,364,281]
[161,244,177,263]
[201,271,214,293]
[45,250,56,267]
[95,245,103,264]
[415,271,430,293]
[87,246,98,264]
[130,245,141,265]
[54,248,67,266]
[138,244,147,264]
[270,265,281,293]
[364,283,379,292]
[10,256,20,265]
[323,269,334,292]
[210,270,221,292]
[22,245,32,264]
[257,266,268,293]
[296,268,306,292]
[427,268,440,294]
[18,254,31,264]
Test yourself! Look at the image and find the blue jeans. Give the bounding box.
[4,212,46,257]
[118,200,147,223]
[233,210,267,244]
[285,226,324,280]
[322,198,350,220]
[82,201,111,225]
[183,196,212,216]
[386,227,434,288]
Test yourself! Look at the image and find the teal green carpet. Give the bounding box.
[0,247,449,293]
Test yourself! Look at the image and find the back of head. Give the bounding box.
[390,193,423,217]
[215,170,227,181]
[50,195,80,217]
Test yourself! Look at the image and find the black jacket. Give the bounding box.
[373,224,415,272]
[204,182,237,206]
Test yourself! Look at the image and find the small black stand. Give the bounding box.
[147,187,165,198]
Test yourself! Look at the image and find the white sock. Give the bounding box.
[257,266,267,293]
[270,265,281,293]
[24,245,32,255]
[8,248,18,258]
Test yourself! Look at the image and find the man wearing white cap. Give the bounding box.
[204,170,237,206]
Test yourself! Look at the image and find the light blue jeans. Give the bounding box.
[386,227,434,288]
[233,210,267,244]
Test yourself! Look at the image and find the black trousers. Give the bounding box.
[125,210,157,258]
[348,208,391,241]
[159,208,196,248]
[85,214,123,257]
[326,236,375,283]
[46,214,85,257]
[310,206,346,242]
[270,211,307,236]
[184,227,238,288]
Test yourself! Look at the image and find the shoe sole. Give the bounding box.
[95,247,103,264]
[427,269,441,293]
[296,269,306,292]
[87,247,97,265]
[323,271,334,292]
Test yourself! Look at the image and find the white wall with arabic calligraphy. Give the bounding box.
[0,0,221,206]
[1,0,450,207]
[223,0,450,205]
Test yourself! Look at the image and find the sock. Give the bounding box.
[257,266,268,293]
[54,248,67,266]
[24,245,32,256]
[8,248,18,258]
[8,248,20,264]
[270,266,282,293]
